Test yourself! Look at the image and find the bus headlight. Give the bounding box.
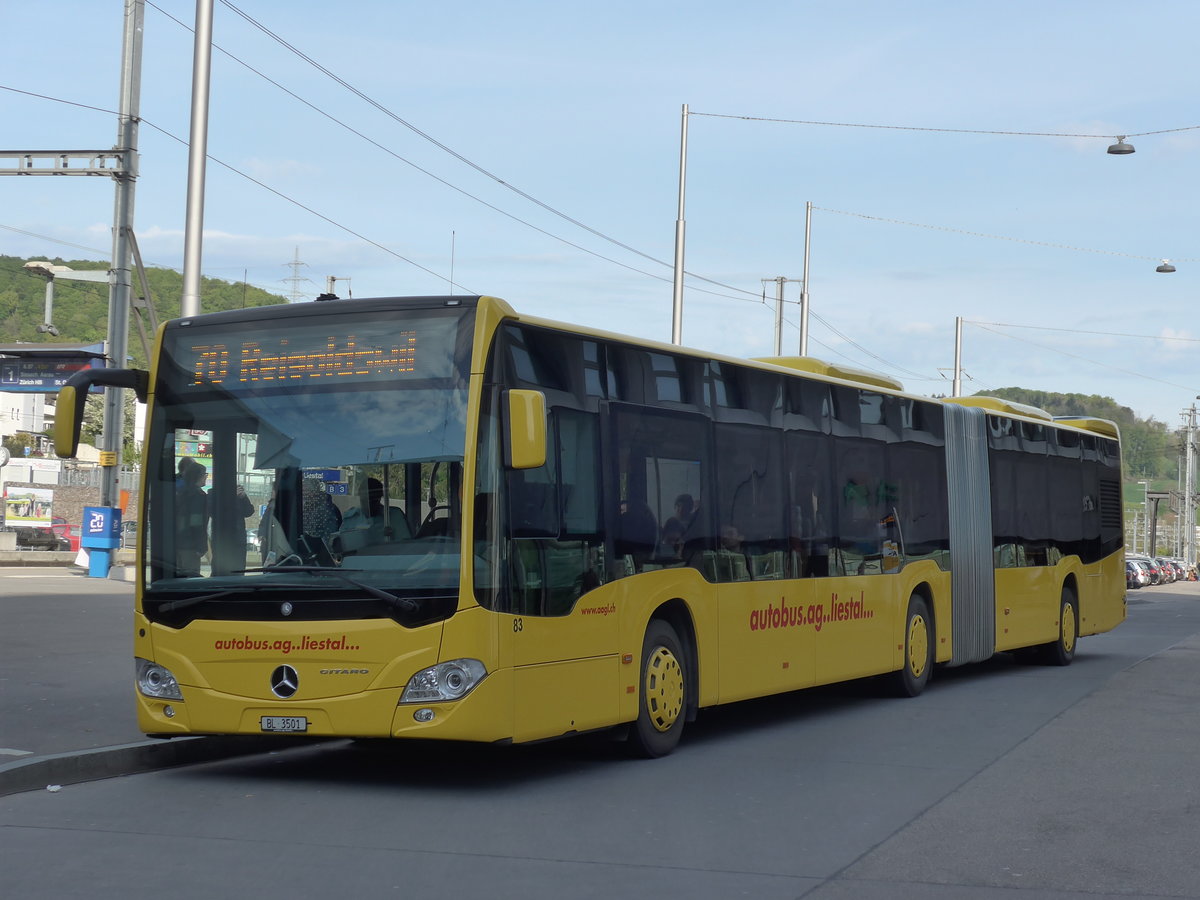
[136,658,183,700]
[400,659,487,703]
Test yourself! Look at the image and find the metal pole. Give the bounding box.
[1177,454,1185,559]
[799,201,812,356]
[181,0,215,317]
[100,0,144,514]
[670,104,688,346]
[42,278,54,329]
[953,316,963,397]
[773,277,784,356]
[1187,403,1198,566]
[1144,483,1151,556]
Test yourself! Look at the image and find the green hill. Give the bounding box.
[977,387,1178,484]
[0,253,288,368]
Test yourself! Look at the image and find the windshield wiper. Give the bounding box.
[158,589,244,613]
[239,566,420,613]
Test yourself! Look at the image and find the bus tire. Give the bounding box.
[892,593,932,698]
[629,619,688,758]
[1042,586,1078,666]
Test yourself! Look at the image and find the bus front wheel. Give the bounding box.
[630,619,687,758]
[893,594,933,698]
[1042,587,1078,666]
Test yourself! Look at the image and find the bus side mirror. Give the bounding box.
[55,367,149,459]
[505,389,547,470]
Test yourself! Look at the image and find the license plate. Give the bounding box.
[260,715,308,733]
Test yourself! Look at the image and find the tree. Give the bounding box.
[977,387,1174,480]
[2,432,37,459]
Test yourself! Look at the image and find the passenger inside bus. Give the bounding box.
[175,458,209,576]
[617,499,658,567]
[336,477,397,555]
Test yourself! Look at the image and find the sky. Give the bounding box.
[4,0,1200,425]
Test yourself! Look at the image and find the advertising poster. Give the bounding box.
[4,486,54,527]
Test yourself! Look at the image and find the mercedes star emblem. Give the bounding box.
[270,665,299,699]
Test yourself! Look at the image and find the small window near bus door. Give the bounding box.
[611,405,712,577]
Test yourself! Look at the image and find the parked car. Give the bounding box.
[61,524,81,553]
[11,525,69,551]
[1126,560,1145,589]
[1158,559,1177,582]
[1152,558,1173,583]
[1156,558,1180,583]
[1128,555,1161,585]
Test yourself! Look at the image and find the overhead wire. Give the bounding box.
[3,40,757,306]
[813,206,1197,263]
[0,79,1047,383]
[690,111,1200,142]
[968,319,1200,344]
[0,223,292,297]
[970,323,1198,394]
[3,74,1183,391]
[7,18,1196,390]
[195,1,762,303]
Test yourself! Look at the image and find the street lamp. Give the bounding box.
[23,262,110,337]
[1156,259,1176,273]
[1107,136,1136,155]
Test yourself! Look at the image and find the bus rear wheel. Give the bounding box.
[630,619,687,758]
[1041,587,1078,666]
[892,594,932,697]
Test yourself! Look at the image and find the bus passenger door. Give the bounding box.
[507,542,620,742]
[504,407,620,742]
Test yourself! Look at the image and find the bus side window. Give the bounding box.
[786,432,833,578]
[713,423,785,582]
[611,405,711,578]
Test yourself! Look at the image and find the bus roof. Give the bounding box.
[750,356,906,392]
[943,395,1055,422]
[192,296,1119,440]
[1051,416,1121,439]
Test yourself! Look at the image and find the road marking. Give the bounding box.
[0,748,34,756]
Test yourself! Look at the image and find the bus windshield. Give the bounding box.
[140,304,475,606]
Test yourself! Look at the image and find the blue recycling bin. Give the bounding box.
[81,506,122,578]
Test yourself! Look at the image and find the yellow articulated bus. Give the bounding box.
[56,295,1126,757]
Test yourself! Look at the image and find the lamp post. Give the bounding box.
[22,263,112,337]
[799,201,812,356]
[181,0,215,317]
[670,104,688,345]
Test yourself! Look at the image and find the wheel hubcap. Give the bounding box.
[908,614,929,678]
[1062,603,1076,654]
[644,645,684,732]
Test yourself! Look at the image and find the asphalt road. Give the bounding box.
[2,569,1199,898]
[0,568,140,756]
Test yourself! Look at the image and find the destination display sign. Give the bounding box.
[165,311,468,392]
[189,333,418,386]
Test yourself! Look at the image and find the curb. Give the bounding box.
[0,736,330,797]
